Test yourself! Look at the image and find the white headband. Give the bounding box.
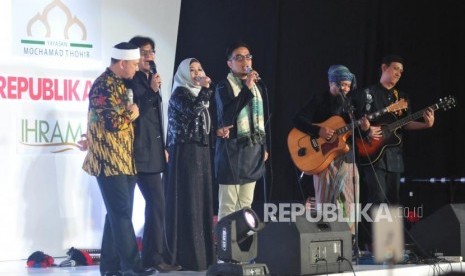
[110,47,140,60]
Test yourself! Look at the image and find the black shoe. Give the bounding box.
[120,269,154,276]
[144,267,156,273]
[154,262,182,272]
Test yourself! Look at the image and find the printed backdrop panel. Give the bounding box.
[0,0,181,260]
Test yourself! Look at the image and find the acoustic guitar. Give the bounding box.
[356,95,457,165]
[288,99,408,175]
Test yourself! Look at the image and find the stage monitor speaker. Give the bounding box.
[255,215,352,275]
[409,203,465,258]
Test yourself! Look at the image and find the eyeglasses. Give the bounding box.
[140,49,155,56]
[230,54,253,62]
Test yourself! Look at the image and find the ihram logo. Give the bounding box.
[19,117,86,153]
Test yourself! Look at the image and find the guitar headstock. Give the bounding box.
[438,95,457,111]
[386,98,408,114]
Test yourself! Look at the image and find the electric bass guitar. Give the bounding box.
[356,95,457,166]
[287,99,408,175]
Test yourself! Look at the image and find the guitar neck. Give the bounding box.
[386,103,438,131]
[336,106,390,135]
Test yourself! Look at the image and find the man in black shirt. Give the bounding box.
[128,35,181,273]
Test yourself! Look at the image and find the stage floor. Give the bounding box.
[1,258,463,275]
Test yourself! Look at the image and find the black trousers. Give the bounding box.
[363,166,401,205]
[358,166,401,251]
[97,174,141,273]
[136,172,166,267]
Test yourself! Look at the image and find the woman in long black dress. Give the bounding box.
[164,58,215,271]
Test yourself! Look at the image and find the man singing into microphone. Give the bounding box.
[292,65,370,236]
[214,41,270,221]
[126,36,181,273]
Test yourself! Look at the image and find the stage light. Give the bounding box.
[216,207,261,262]
[207,207,269,276]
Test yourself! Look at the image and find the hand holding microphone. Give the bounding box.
[245,66,261,80]
[245,66,260,89]
[150,71,162,92]
[127,88,134,104]
[127,88,139,121]
[148,61,162,92]
[149,60,157,74]
[194,75,212,88]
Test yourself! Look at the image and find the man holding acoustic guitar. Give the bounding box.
[351,54,435,251]
[291,65,371,236]
[352,54,435,206]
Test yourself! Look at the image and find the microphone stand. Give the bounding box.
[339,89,360,265]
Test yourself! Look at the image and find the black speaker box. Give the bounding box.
[409,203,465,258]
[255,215,352,275]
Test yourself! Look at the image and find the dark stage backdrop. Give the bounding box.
[174,0,465,207]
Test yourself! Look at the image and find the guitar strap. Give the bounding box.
[364,88,373,112]
[393,89,399,101]
[389,89,404,116]
[387,88,399,103]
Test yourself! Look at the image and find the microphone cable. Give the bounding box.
[257,79,273,203]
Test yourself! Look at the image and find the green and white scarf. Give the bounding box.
[227,73,265,144]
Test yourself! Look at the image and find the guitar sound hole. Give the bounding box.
[298,148,307,157]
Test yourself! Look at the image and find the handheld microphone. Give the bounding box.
[245,66,261,80]
[149,61,161,90]
[127,88,134,105]
[194,76,213,86]
[149,60,157,74]
[194,76,210,82]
